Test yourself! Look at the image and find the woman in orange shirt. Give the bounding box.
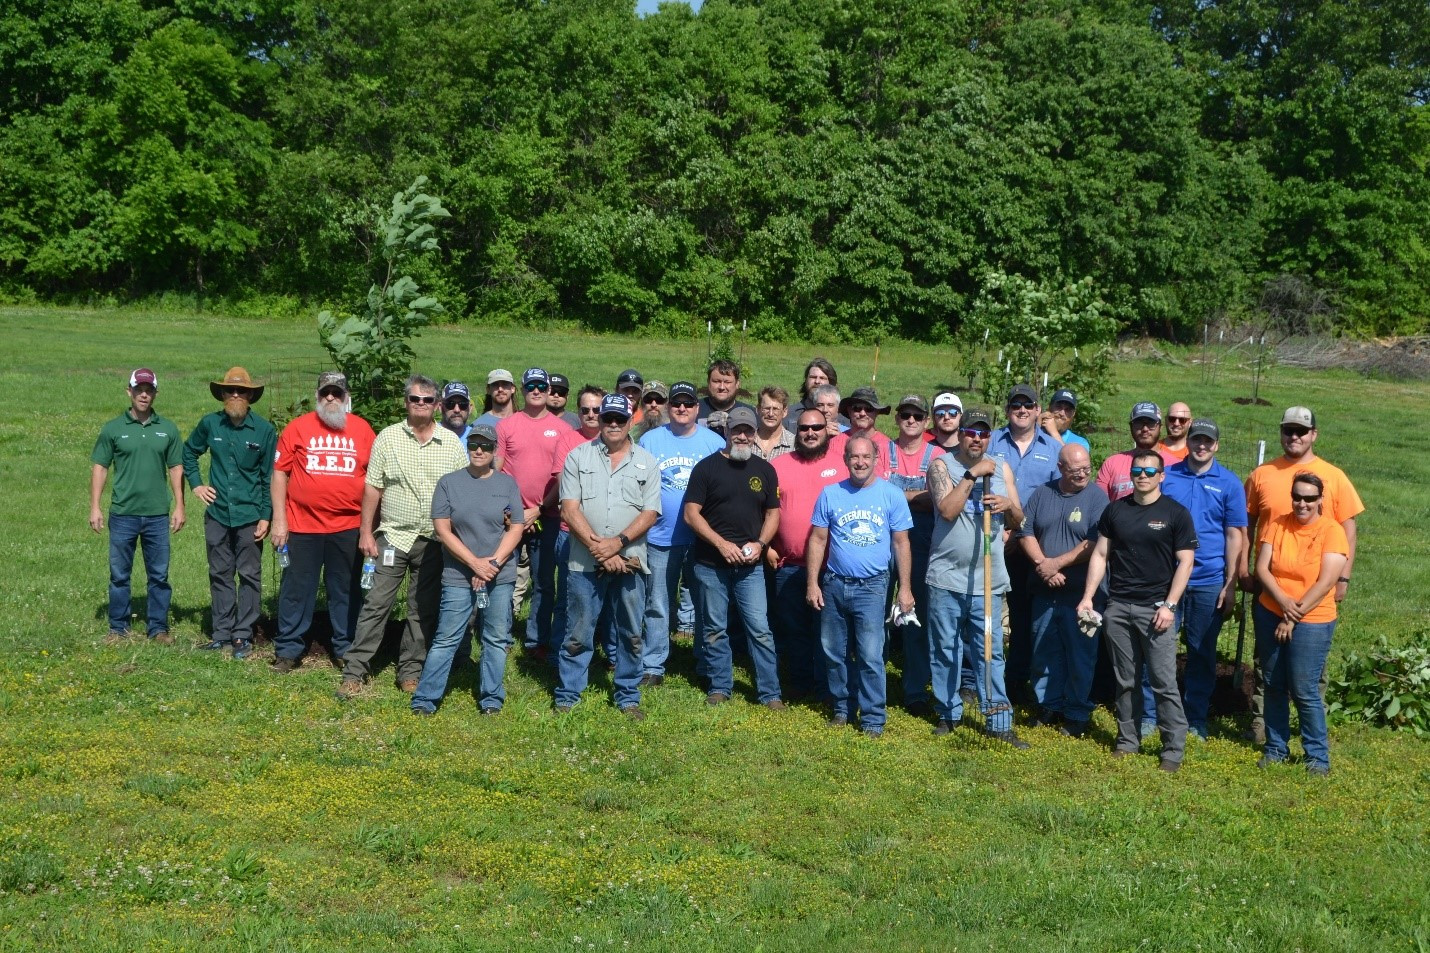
[1253,473,1349,775]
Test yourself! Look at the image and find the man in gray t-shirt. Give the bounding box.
[1016,443,1108,734]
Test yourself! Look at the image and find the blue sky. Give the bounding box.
[636,0,703,14]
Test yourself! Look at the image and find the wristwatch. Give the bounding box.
[1155,600,1178,611]
[961,470,975,483]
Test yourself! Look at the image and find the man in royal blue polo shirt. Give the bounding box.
[1159,418,1246,740]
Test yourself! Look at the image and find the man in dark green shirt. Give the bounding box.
[91,369,186,643]
[184,367,276,659]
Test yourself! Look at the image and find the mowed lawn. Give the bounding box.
[1,307,1427,952]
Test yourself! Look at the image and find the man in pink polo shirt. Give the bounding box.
[1096,402,1179,501]
[496,367,573,657]
[767,407,849,701]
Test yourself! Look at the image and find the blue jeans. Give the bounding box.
[273,529,360,661]
[927,586,1014,731]
[107,513,172,636]
[819,570,890,730]
[1030,594,1098,722]
[1254,602,1334,770]
[692,562,781,703]
[895,517,934,707]
[553,529,616,664]
[642,543,690,676]
[413,581,516,713]
[520,518,560,652]
[556,570,646,709]
[769,565,826,700]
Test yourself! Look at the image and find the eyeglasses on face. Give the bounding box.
[406,394,437,404]
[443,399,470,410]
[599,414,627,425]
[797,423,826,433]
[1060,466,1092,476]
[898,411,926,422]
[1167,416,1191,424]
[960,428,991,439]
[1007,401,1037,411]
[933,409,960,419]
[1290,492,1321,503]
[1281,426,1310,438]
[1130,466,1162,477]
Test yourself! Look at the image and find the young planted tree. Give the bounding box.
[318,177,449,427]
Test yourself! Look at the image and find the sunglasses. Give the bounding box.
[1132,419,1160,428]
[1281,426,1311,438]
[406,394,437,404]
[524,382,549,392]
[443,399,470,410]
[468,442,495,453]
[1167,416,1191,424]
[599,414,627,425]
[1007,401,1037,411]
[848,405,874,415]
[797,423,827,433]
[933,409,960,419]
[579,406,602,416]
[898,411,926,422]
[318,388,346,400]
[222,387,251,397]
[670,400,697,409]
[960,428,991,439]
[1130,466,1163,477]
[643,395,666,405]
[1291,492,1321,503]
[551,388,569,397]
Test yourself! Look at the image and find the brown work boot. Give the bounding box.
[335,676,365,700]
[397,678,418,693]
[763,699,787,712]
[151,631,175,646]
[269,656,300,674]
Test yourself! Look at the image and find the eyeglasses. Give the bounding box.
[898,411,926,422]
[1060,466,1092,476]
[599,414,627,425]
[406,394,437,404]
[579,406,602,416]
[797,423,826,433]
[1132,419,1159,428]
[1291,492,1321,503]
[1007,401,1037,411]
[1281,426,1311,438]
[443,399,470,410]
[468,442,495,453]
[318,388,346,400]
[222,387,251,397]
[524,382,549,392]
[960,428,991,439]
[670,400,697,410]
[1167,416,1191,424]
[551,388,569,397]
[933,409,960,419]
[848,405,874,416]
[644,395,666,405]
[1130,466,1163,477]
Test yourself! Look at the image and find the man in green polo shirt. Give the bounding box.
[184,367,277,660]
[91,368,186,644]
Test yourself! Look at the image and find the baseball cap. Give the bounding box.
[669,381,698,402]
[932,392,962,412]
[522,368,549,388]
[317,371,348,393]
[599,393,633,420]
[1130,401,1162,423]
[467,424,498,447]
[726,405,758,431]
[705,410,729,432]
[1050,388,1077,409]
[642,380,669,401]
[962,408,994,429]
[1281,406,1316,429]
[487,368,514,386]
[896,395,929,415]
[617,368,643,390]
[129,368,158,389]
[1188,418,1220,441]
[441,381,471,401]
[548,373,570,394]
[1007,383,1039,405]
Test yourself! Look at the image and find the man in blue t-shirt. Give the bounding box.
[638,381,725,683]
[1158,418,1247,739]
[805,436,915,737]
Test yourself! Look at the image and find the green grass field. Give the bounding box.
[1,307,1427,951]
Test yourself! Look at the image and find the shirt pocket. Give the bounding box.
[578,467,600,502]
[621,475,649,509]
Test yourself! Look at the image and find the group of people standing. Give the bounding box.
[91,357,1361,773]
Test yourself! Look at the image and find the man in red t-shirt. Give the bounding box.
[497,368,574,656]
[269,372,377,669]
[1096,402,1179,501]
[767,408,849,700]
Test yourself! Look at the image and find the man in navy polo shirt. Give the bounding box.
[987,384,1060,702]
[1159,418,1246,740]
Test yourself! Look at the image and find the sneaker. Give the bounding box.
[1059,720,1089,739]
[705,692,730,706]
[397,678,418,693]
[1158,758,1181,773]
[197,640,228,651]
[479,707,500,716]
[763,699,788,712]
[231,639,252,660]
[335,676,364,700]
[269,656,300,674]
[827,715,849,729]
[986,729,1030,750]
[933,719,956,736]
[150,631,175,646]
[621,706,647,722]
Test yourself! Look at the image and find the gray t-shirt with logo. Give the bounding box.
[431,469,525,588]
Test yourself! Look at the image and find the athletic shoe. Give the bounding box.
[231,639,252,660]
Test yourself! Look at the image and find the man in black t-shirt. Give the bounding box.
[1078,449,1197,771]
[683,406,783,708]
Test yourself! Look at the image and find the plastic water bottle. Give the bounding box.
[475,583,490,610]
[360,556,376,590]
[276,544,290,569]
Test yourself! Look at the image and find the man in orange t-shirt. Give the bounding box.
[1240,405,1363,741]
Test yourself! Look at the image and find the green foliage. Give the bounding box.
[1329,632,1430,736]
[317,176,449,427]
[958,270,1119,426]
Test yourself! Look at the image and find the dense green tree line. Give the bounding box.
[2,0,1425,338]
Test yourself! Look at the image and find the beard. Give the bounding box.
[224,396,250,423]
[317,402,348,430]
[729,444,753,462]
[794,440,828,462]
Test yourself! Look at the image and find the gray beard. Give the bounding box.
[729,444,753,462]
[317,403,347,429]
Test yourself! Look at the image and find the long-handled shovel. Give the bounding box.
[1232,439,1267,701]
[982,472,995,708]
